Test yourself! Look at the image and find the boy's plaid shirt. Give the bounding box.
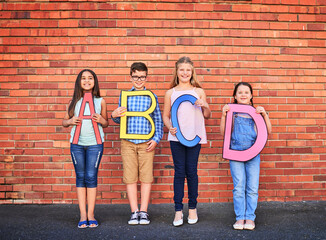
[112,87,164,144]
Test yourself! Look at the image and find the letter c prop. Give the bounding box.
[222,104,268,161]
[171,94,201,147]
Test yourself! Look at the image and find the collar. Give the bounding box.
[131,86,146,91]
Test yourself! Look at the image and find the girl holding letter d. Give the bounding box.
[220,82,272,231]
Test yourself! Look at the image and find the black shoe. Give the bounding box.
[139,211,150,225]
[128,211,139,225]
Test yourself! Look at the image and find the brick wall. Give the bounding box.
[0,0,325,204]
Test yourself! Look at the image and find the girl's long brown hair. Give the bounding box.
[68,69,101,118]
[170,56,202,89]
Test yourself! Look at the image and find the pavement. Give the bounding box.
[0,201,325,240]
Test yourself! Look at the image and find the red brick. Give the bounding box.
[0,1,325,204]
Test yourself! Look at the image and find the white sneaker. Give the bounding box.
[128,211,139,225]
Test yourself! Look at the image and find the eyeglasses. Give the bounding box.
[131,75,147,81]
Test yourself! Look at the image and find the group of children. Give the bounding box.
[62,57,272,230]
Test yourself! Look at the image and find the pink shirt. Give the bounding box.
[168,88,207,144]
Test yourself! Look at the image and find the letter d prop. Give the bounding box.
[222,104,268,161]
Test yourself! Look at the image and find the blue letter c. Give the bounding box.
[171,94,201,147]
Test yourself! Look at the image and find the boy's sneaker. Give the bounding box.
[139,211,150,225]
[128,211,139,225]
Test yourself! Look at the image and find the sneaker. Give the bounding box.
[128,211,139,225]
[139,211,150,225]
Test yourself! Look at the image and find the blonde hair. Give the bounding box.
[170,56,202,89]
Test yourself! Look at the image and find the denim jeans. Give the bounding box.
[230,113,260,221]
[229,156,260,221]
[170,141,201,211]
[70,143,103,188]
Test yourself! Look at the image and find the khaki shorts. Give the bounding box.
[121,140,155,184]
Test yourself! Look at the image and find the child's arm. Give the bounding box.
[147,95,164,152]
[256,106,272,134]
[162,89,177,136]
[92,98,109,128]
[62,113,81,128]
[62,102,81,128]
[111,94,126,124]
[111,106,126,124]
[195,88,211,119]
[220,104,230,135]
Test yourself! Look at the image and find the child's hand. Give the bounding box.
[222,104,230,117]
[112,107,127,118]
[169,126,177,136]
[69,116,81,126]
[146,140,157,152]
[195,99,208,108]
[92,113,103,124]
[256,106,267,117]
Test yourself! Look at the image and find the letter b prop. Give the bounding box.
[222,104,268,162]
[120,90,156,140]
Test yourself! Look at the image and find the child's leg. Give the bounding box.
[138,142,155,212]
[77,187,87,222]
[126,183,139,212]
[85,144,103,223]
[86,188,97,223]
[229,160,246,221]
[185,144,201,213]
[71,144,87,225]
[244,154,260,221]
[140,183,151,212]
[121,140,139,212]
[170,141,187,212]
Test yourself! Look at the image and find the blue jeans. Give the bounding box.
[170,141,201,211]
[70,143,103,188]
[229,155,260,221]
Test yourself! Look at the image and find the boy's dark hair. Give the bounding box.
[130,62,148,76]
[233,82,254,106]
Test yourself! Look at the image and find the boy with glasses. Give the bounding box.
[111,62,163,225]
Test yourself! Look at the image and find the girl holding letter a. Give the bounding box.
[63,69,108,228]
[220,82,272,230]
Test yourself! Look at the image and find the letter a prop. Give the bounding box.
[222,104,268,161]
[171,94,201,147]
[120,90,156,140]
[72,92,102,144]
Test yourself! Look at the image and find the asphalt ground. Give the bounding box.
[0,201,325,240]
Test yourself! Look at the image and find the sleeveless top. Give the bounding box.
[70,97,104,146]
[167,88,207,144]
